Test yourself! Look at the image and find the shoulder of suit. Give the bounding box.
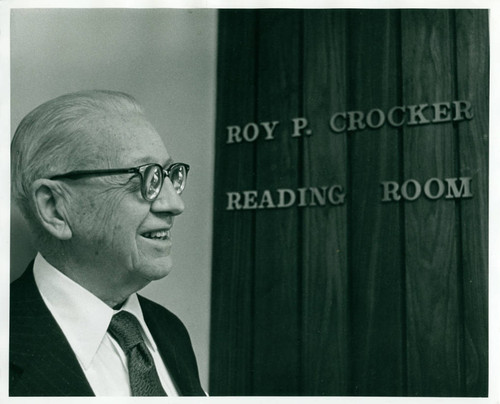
[10,263,41,321]
[136,294,188,331]
[10,262,35,296]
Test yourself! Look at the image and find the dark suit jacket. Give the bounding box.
[9,262,205,396]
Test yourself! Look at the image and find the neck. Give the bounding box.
[41,252,149,308]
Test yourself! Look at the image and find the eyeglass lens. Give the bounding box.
[143,164,187,201]
[170,165,187,194]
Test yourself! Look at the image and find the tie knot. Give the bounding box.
[108,311,145,352]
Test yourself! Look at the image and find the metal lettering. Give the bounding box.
[258,190,276,209]
[347,111,366,131]
[408,104,431,125]
[242,123,259,142]
[261,121,280,140]
[453,100,474,121]
[226,192,242,210]
[309,187,328,206]
[401,179,421,201]
[424,177,445,199]
[291,117,311,137]
[278,189,296,208]
[226,125,242,144]
[381,181,401,202]
[432,102,452,123]
[445,177,473,199]
[328,185,345,205]
[329,112,347,133]
[387,106,406,127]
[366,108,385,129]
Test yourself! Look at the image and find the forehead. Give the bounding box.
[90,113,170,166]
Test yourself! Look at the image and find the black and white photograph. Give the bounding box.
[1,1,496,402]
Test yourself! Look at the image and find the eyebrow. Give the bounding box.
[134,156,174,167]
[164,157,175,167]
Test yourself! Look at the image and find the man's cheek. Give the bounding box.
[92,191,127,229]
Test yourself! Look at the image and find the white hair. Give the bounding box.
[11,90,144,239]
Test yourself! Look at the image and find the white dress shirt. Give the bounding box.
[33,253,179,396]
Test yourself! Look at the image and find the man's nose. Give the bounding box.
[150,180,185,215]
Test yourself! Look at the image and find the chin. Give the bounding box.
[143,256,173,281]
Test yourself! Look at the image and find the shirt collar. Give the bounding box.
[33,253,157,370]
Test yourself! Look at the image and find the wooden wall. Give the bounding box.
[210,9,488,396]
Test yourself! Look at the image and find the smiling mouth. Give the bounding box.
[142,230,170,240]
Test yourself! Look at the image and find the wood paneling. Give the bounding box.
[401,10,462,396]
[348,9,405,396]
[253,10,302,395]
[210,9,488,397]
[209,10,257,395]
[302,9,349,395]
[455,9,489,397]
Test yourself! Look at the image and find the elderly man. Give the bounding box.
[9,90,205,396]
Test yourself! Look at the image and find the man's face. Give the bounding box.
[63,113,185,295]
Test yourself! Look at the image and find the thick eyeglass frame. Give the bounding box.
[49,162,190,202]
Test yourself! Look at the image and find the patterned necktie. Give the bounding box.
[108,311,167,396]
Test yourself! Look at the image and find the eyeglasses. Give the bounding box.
[50,162,190,202]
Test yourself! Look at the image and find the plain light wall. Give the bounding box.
[10,8,217,391]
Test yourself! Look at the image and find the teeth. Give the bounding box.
[143,230,170,240]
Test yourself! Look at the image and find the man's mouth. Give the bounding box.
[142,229,170,240]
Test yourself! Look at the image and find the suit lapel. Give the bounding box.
[139,296,205,396]
[10,263,94,396]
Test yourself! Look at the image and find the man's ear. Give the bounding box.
[30,179,73,240]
